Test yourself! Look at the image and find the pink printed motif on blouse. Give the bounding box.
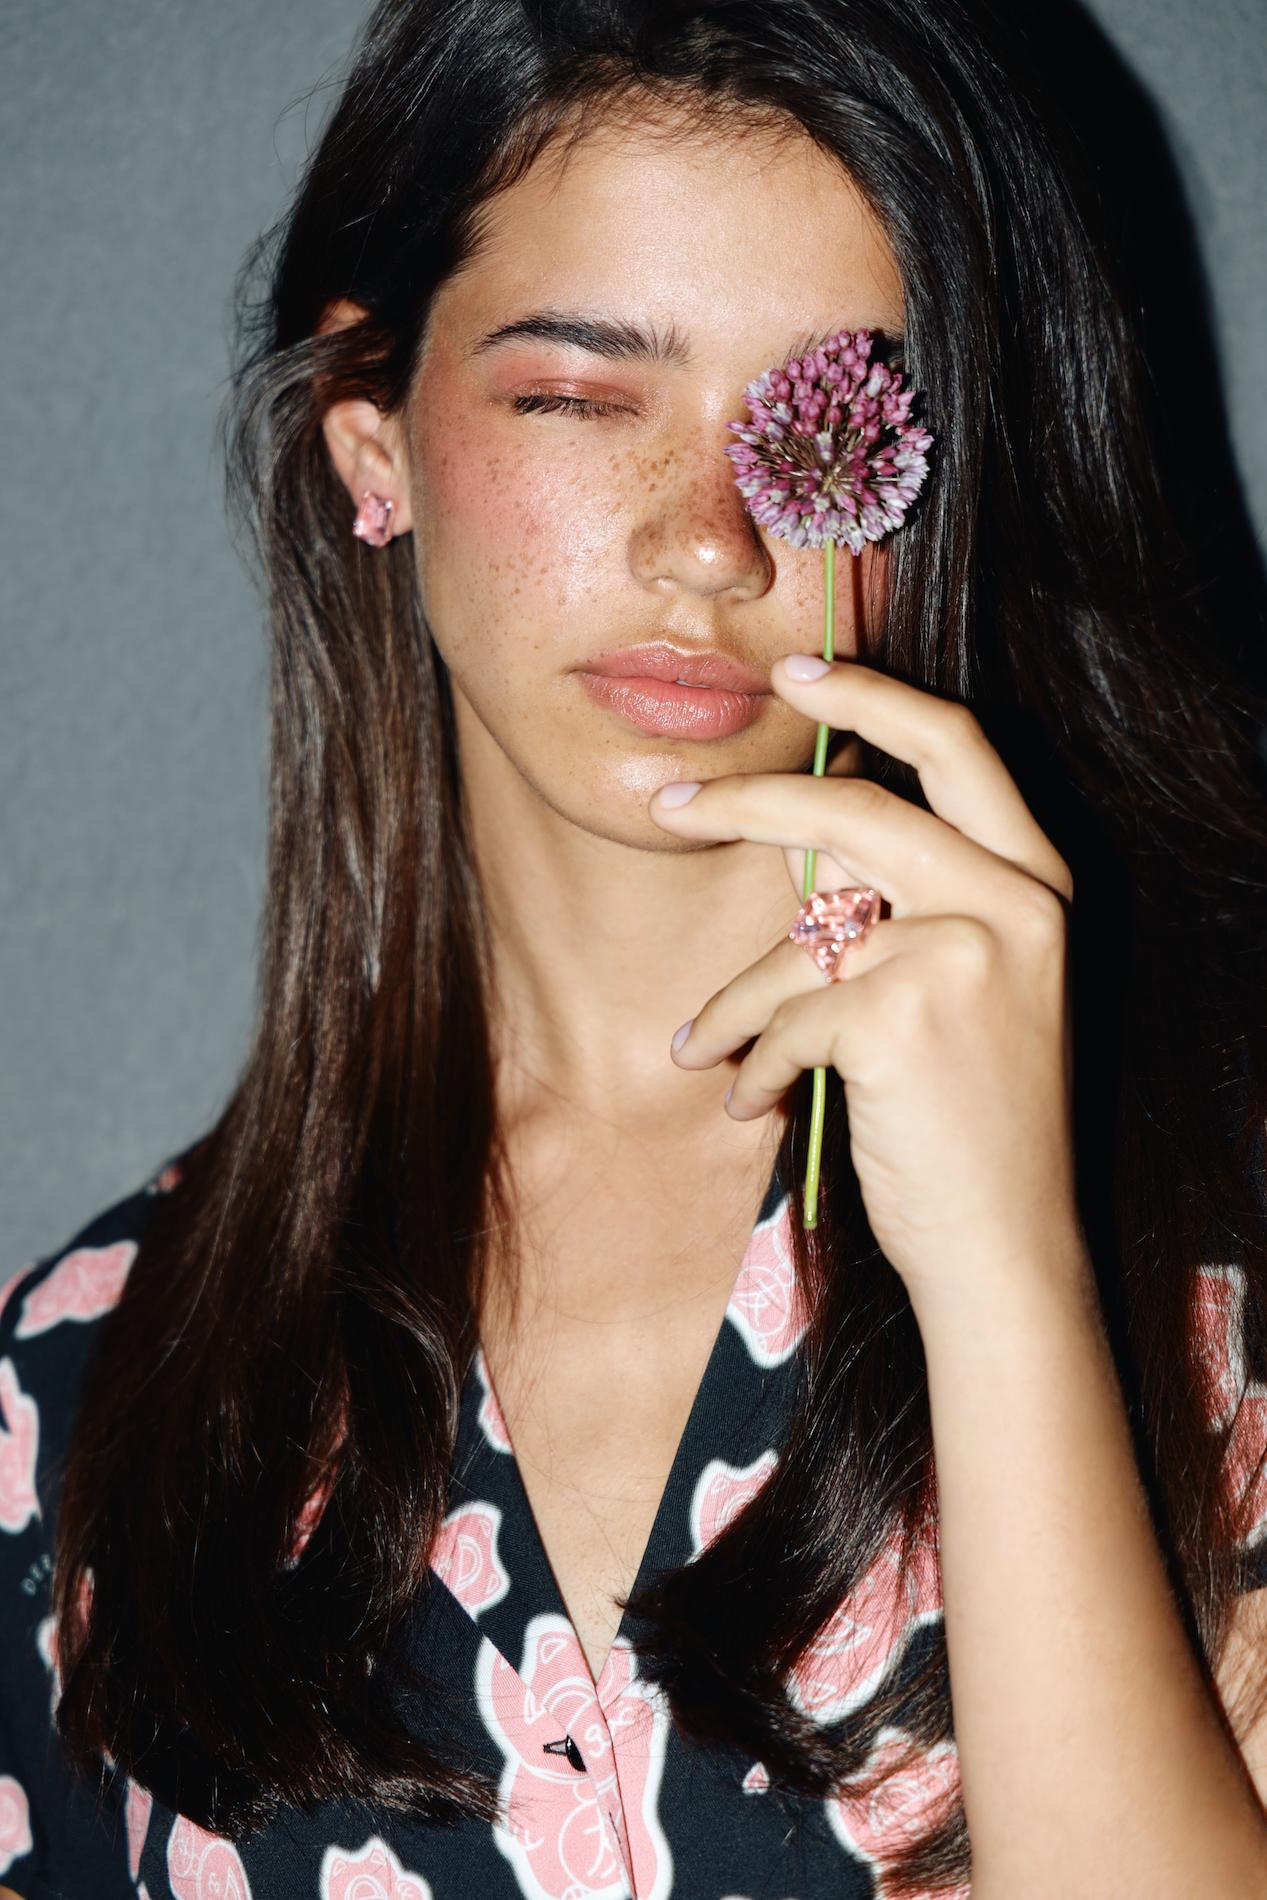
[126,1778,154,1880]
[0,1773,33,1874]
[430,1500,511,1617]
[167,1813,254,1899]
[476,1613,672,1899]
[826,1725,967,1900]
[591,1640,674,1900]
[724,1198,806,1367]
[688,1451,779,1555]
[0,1267,31,1334]
[320,1833,434,1899]
[0,1357,39,1535]
[1191,1263,1267,1551]
[788,1514,943,1727]
[473,1346,514,1454]
[13,1241,137,1338]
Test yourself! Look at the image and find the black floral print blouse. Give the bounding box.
[2,1155,1265,1899]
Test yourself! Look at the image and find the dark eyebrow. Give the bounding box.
[467,310,693,367]
[466,309,904,370]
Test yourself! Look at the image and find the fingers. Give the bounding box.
[674,913,966,1080]
[715,975,872,1119]
[770,656,1073,901]
[672,934,832,1074]
[674,911,1055,1123]
[650,766,1035,924]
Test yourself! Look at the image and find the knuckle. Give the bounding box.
[842,774,889,821]
[944,698,986,744]
[1012,879,1068,949]
[767,993,801,1037]
[928,698,986,760]
[942,914,995,973]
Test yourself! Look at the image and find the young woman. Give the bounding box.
[3,1,1267,1895]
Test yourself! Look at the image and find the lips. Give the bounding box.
[577,672,771,739]
[580,642,771,695]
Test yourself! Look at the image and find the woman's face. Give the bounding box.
[401,108,905,841]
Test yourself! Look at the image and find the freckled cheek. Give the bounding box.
[773,541,889,652]
[411,420,624,629]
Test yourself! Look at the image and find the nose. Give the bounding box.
[627,428,774,602]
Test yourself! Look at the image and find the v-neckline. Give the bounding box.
[462,1143,791,1702]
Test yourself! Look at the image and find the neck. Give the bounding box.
[455,706,801,1137]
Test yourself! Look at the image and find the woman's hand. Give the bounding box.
[648,654,1083,1323]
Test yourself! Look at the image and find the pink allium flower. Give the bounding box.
[724,329,933,552]
[720,326,934,1228]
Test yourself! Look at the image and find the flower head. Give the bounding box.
[724,329,933,553]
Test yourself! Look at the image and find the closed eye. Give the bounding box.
[511,392,632,420]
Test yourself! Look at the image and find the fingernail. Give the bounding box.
[671,1018,694,1053]
[782,653,832,681]
[656,780,702,807]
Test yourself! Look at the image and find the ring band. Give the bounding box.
[789,887,882,981]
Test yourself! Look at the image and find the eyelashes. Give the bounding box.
[508,351,908,425]
[510,391,632,421]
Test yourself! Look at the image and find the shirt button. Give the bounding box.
[542,1735,586,1773]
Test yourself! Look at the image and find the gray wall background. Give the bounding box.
[2,0,1265,1270]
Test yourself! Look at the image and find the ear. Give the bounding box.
[316,297,414,538]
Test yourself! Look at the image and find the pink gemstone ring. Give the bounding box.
[788,887,882,981]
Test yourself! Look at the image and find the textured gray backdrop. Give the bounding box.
[2,0,1265,1269]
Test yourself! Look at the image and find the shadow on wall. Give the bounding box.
[1018,2,1267,704]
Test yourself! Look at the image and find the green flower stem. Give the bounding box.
[800,537,836,1229]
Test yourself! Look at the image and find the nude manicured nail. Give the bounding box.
[656,781,702,807]
[782,653,832,680]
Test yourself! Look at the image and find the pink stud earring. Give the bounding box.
[352,489,394,548]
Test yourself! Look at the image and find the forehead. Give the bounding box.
[429,106,904,365]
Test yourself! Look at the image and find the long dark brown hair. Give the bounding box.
[51,0,1267,1889]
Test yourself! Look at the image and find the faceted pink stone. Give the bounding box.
[788,886,881,979]
[352,490,394,547]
